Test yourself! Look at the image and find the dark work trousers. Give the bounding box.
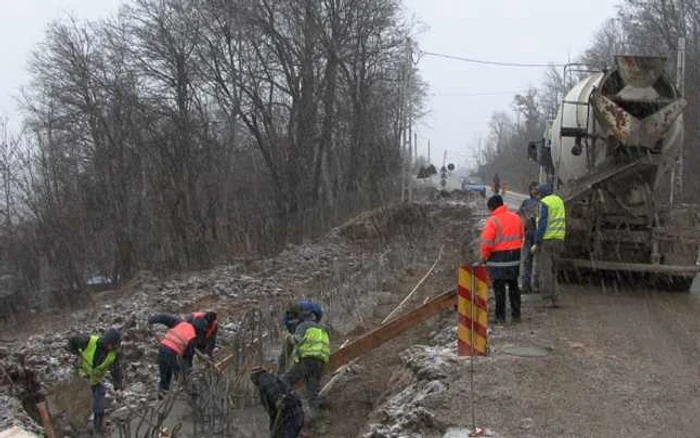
[493,279,521,323]
[283,358,324,414]
[271,402,304,438]
[520,241,538,293]
[158,345,181,393]
[91,383,106,434]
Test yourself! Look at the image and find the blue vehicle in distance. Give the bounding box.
[461,176,487,198]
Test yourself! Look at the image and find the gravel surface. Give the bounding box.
[405,285,700,438]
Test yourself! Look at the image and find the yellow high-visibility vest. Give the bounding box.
[541,194,566,241]
[79,335,117,385]
[297,326,330,363]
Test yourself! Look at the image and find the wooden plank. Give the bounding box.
[326,288,457,370]
[35,401,55,438]
[217,288,457,375]
[214,353,235,372]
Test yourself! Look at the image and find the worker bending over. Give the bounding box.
[148,313,207,397]
[532,182,566,307]
[68,328,123,436]
[283,301,330,419]
[186,311,218,356]
[279,300,323,373]
[251,367,304,438]
[481,195,524,324]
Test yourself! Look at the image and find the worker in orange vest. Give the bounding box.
[186,311,218,356]
[480,195,525,324]
[148,313,208,397]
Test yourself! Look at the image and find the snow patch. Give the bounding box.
[443,427,502,438]
[0,396,43,436]
[365,345,459,437]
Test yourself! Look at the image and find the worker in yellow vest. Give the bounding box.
[279,300,323,373]
[532,182,566,307]
[68,328,123,436]
[283,303,330,419]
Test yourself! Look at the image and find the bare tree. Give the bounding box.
[0,0,423,315]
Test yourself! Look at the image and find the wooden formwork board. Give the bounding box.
[326,288,456,370]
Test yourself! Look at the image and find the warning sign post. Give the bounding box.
[458,265,490,356]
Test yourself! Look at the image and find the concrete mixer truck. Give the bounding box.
[528,55,700,291]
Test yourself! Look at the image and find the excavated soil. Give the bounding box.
[0,198,481,437]
[222,199,480,438]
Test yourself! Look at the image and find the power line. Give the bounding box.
[432,90,528,97]
[419,50,567,68]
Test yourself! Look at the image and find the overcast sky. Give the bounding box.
[0,0,124,129]
[1,0,617,170]
[403,0,618,169]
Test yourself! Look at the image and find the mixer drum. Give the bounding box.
[550,56,685,192]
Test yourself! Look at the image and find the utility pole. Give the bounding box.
[399,68,405,202]
[409,131,416,201]
[671,37,686,206]
[400,37,413,203]
[1,117,10,232]
[427,139,431,164]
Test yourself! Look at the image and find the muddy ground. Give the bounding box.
[0,194,482,437]
[7,191,700,438]
[411,284,700,438]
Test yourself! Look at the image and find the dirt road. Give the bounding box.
[423,284,700,437]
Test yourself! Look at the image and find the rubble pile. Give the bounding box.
[0,354,45,435]
[333,203,429,242]
[0,395,43,435]
[365,330,461,438]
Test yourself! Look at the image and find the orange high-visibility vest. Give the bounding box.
[481,205,524,260]
[161,322,196,356]
[191,312,218,339]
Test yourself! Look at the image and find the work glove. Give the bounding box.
[531,244,539,255]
